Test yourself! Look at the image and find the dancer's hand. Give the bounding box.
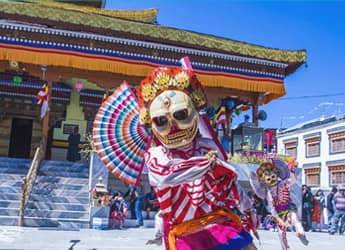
[205,150,217,168]
[205,150,217,174]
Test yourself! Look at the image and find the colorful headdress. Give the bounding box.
[256,162,276,182]
[256,158,291,182]
[137,67,207,125]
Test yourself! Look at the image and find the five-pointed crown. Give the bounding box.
[136,67,207,126]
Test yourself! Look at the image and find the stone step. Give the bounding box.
[0,186,22,194]
[24,208,89,220]
[0,200,20,209]
[35,175,89,185]
[57,220,90,229]
[29,194,89,204]
[0,193,21,201]
[26,201,89,212]
[0,173,26,182]
[23,216,90,228]
[0,157,31,168]
[31,182,89,192]
[39,160,88,170]
[127,211,158,220]
[0,215,18,226]
[30,188,89,197]
[0,158,31,175]
[0,207,19,216]
[0,180,22,188]
[0,168,30,175]
[124,219,154,228]
[37,171,89,178]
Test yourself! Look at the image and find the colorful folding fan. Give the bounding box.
[93,81,150,186]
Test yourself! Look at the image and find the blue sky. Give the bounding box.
[106,0,345,129]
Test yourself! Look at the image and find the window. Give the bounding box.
[304,168,320,186]
[329,131,345,154]
[330,137,345,154]
[331,172,345,185]
[329,165,345,185]
[305,136,321,157]
[307,142,320,157]
[306,174,320,186]
[285,142,297,158]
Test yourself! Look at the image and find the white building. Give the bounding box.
[277,115,345,190]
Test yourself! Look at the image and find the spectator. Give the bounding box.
[124,185,138,220]
[67,126,81,162]
[109,192,128,229]
[145,187,159,219]
[329,185,345,235]
[125,184,145,227]
[134,184,145,227]
[302,185,314,232]
[312,189,325,232]
[327,186,338,231]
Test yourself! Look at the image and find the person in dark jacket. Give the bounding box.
[302,185,314,231]
[327,187,338,231]
[67,126,81,162]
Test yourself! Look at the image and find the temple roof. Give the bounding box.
[19,0,157,24]
[0,1,306,68]
[22,0,106,9]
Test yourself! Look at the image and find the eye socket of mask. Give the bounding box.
[173,109,189,121]
[153,116,168,127]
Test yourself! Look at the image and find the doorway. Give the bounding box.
[8,118,33,158]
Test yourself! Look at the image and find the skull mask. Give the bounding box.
[149,90,199,149]
[262,169,278,187]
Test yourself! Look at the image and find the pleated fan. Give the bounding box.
[93,81,150,186]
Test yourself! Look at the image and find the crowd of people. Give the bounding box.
[106,183,345,235]
[245,184,345,235]
[300,184,344,234]
[108,185,159,229]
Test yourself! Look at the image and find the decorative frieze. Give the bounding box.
[0,35,285,79]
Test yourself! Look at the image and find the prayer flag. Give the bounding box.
[34,83,49,119]
[34,84,48,105]
[179,56,193,70]
[40,100,49,119]
[215,101,227,130]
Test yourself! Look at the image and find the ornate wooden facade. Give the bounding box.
[0,1,306,159]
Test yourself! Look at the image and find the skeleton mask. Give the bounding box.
[149,90,199,149]
[262,169,278,187]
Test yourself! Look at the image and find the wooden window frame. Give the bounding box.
[284,141,297,158]
[304,167,320,186]
[328,131,345,154]
[304,136,321,158]
[328,165,345,186]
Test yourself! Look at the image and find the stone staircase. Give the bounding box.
[0,156,153,230]
[23,160,90,229]
[0,157,31,226]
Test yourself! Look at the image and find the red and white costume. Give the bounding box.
[146,137,240,225]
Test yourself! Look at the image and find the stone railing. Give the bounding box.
[18,145,43,226]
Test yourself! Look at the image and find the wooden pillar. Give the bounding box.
[41,80,52,158]
[252,104,259,127]
[225,108,233,136]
